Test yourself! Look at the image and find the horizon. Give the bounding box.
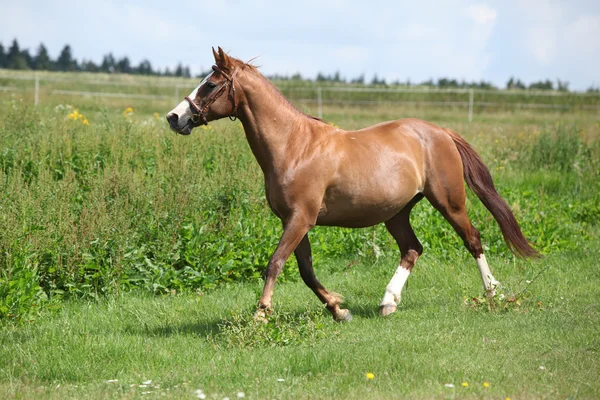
[1,0,599,91]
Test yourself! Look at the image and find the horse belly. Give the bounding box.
[317,177,419,228]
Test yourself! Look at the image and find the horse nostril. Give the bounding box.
[166,113,178,125]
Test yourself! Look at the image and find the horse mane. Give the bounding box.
[231,56,327,124]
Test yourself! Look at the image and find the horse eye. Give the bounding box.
[206,82,216,89]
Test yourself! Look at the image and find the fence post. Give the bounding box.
[317,87,322,119]
[34,76,39,106]
[468,89,474,122]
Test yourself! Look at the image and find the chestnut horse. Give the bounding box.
[167,47,538,322]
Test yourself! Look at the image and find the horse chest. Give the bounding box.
[263,176,293,218]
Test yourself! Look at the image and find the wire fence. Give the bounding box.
[1,72,599,121]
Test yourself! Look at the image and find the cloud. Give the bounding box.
[465,4,497,24]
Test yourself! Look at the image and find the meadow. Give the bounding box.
[0,72,599,399]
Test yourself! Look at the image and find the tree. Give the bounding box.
[371,74,386,85]
[56,45,77,71]
[529,79,553,90]
[7,39,29,69]
[475,80,496,90]
[506,77,514,89]
[81,59,99,72]
[438,78,459,88]
[350,74,365,84]
[587,85,599,93]
[174,62,184,77]
[556,79,569,92]
[34,44,53,70]
[136,59,153,75]
[506,77,525,90]
[101,53,116,73]
[0,42,6,68]
[116,56,132,73]
[20,48,33,69]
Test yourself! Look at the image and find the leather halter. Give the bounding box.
[185,65,239,125]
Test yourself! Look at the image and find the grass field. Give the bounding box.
[1,70,599,399]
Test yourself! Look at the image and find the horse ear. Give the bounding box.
[217,46,231,68]
[212,47,220,63]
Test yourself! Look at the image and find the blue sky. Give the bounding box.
[1,0,599,90]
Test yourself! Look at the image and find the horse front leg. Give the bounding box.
[255,214,313,321]
[295,234,351,322]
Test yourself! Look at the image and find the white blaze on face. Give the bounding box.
[168,72,214,123]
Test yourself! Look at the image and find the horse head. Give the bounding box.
[166,47,240,135]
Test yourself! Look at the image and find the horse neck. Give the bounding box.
[236,72,312,174]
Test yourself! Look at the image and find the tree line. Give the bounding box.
[0,39,195,77]
[2,38,596,92]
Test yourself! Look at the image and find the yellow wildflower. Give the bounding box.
[153,112,160,120]
[66,109,89,125]
[365,372,374,380]
[483,382,489,388]
[67,110,80,120]
[461,382,469,387]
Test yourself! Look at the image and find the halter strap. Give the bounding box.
[185,65,239,125]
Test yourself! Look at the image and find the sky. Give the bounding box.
[1,0,599,90]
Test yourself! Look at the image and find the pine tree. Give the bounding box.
[116,57,132,73]
[0,42,6,68]
[81,60,99,72]
[506,77,515,89]
[56,45,77,71]
[7,39,28,69]
[34,44,53,70]
[174,63,181,76]
[101,53,116,73]
[136,59,153,75]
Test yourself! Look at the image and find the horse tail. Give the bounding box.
[445,129,540,258]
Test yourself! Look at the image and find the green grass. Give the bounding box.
[1,71,600,398]
[2,250,599,399]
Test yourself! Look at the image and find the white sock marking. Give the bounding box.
[380,266,410,307]
[476,254,499,294]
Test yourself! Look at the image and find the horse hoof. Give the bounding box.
[379,304,397,317]
[335,309,352,322]
[254,309,269,324]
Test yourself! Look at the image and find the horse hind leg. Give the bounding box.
[380,195,424,316]
[424,178,500,297]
